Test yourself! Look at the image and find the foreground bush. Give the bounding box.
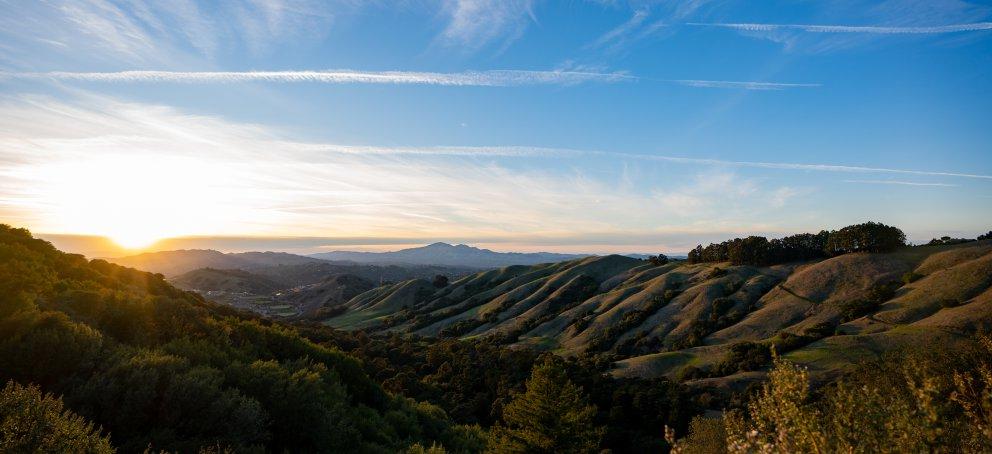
[670,338,992,453]
[0,381,114,453]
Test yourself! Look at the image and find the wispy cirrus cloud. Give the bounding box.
[844,180,959,187]
[0,70,819,91]
[0,0,343,67]
[687,21,992,34]
[437,0,537,52]
[589,8,653,51]
[668,79,821,90]
[294,145,992,180]
[0,69,633,87]
[0,94,798,251]
[584,0,719,54]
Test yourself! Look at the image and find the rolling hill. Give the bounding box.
[169,267,285,294]
[321,239,992,387]
[110,249,477,285]
[282,274,376,316]
[311,242,586,268]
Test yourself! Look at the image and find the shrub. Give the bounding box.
[902,271,923,285]
[705,339,992,453]
[839,299,878,321]
[0,381,114,453]
[979,231,992,241]
[941,298,961,309]
[432,275,449,288]
[717,342,772,375]
[666,416,726,454]
[803,322,835,339]
[648,254,669,266]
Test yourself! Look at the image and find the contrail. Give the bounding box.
[687,22,992,34]
[307,144,991,180]
[843,180,958,187]
[621,153,992,180]
[0,69,634,86]
[668,79,821,90]
[0,70,818,90]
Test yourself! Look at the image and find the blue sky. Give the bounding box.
[0,0,990,255]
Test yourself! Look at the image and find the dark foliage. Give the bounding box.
[0,225,470,453]
[688,231,829,266]
[824,222,906,255]
[979,231,992,241]
[839,281,900,322]
[647,254,669,266]
[0,381,114,453]
[687,223,906,266]
[294,325,699,453]
[717,342,772,375]
[928,236,975,246]
[432,275,450,288]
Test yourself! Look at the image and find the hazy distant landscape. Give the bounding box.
[2,0,992,452]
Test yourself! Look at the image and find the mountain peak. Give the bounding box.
[312,243,586,268]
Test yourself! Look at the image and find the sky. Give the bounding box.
[0,0,990,256]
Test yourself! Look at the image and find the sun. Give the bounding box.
[31,153,243,251]
[108,231,162,250]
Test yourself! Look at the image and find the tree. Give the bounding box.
[648,254,669,266]
[728,236,770,266]
[432,275,450,288]
[979,231,992,241]
[0,381,114,453]
[487,356,603,453]
[687,245,704,264]
[825,222,906,255]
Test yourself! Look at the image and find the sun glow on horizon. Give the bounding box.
[22,153,249,249]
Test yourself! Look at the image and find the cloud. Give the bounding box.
[0,70,821,91]
[0,0,341,66]
[589,8,651,50]
[0,94,817,248]
[769,187,803,208]
[438,0,537,52]
[630,154,992,180]
[844,179,959,187]
[687,21,992,34]
[299,144,991,180]
[668,80,821,90]
[0,69,633,87]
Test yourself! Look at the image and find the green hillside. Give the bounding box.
[170,267,286,294]
[0,225,481,453]
[321,234,992,386]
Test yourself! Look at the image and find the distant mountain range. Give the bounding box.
[311,242,588,268]
[107,249,324,277]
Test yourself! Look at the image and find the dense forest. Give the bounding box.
[3,223,991,452]
[0,225,483,452]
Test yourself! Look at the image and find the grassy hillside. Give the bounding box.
[321,239,992,386]
[283,273,376,317]
[170,267,285,294]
